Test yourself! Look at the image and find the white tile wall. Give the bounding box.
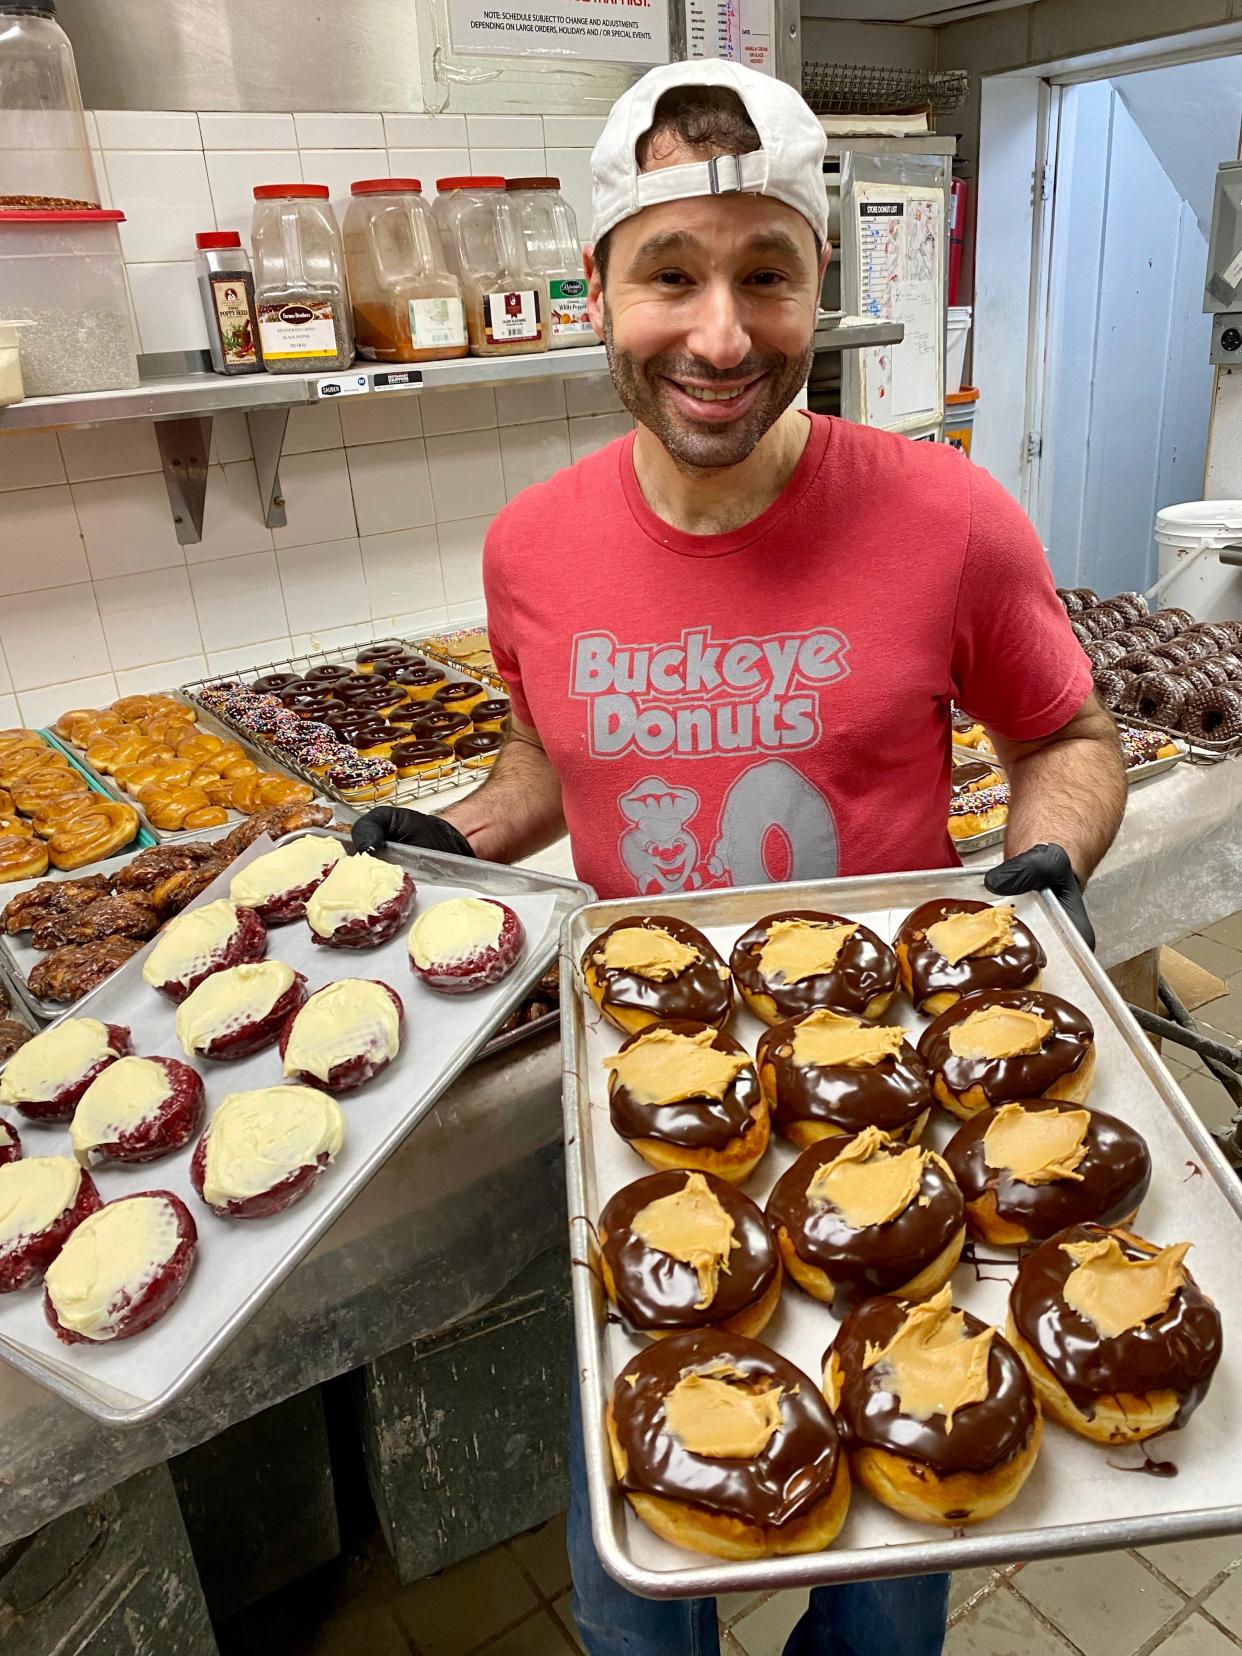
[0,109,626,725]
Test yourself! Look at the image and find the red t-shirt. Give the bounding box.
[483,413,1091,901]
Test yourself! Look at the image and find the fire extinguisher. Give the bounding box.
[949,178,967,306]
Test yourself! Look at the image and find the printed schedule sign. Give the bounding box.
[449,0,670,62]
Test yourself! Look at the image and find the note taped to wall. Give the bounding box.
[684,0,775,73]
[856,184,944,428]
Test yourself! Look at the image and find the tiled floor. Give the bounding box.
[222,922,1242,1656]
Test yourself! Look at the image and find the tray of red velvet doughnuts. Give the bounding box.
[0,828,591,1425]
[561,870,1241,1597]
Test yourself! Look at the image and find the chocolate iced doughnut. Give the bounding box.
[756,1012,932,1147]
[251,672,301,694]
[607,1329,849,1559]
[1110,626,1159,652]
[456,730,503,767]
[917,988,1094,1119]
[605,1019,767,1181]
[730,910,898,1025]
[301,664,352,686]
[824,1291,1040,1525]
[893,899,1045,1017]
[1181,684,1242,742]
[1007,1223,1222,1442]
[1084,638,1127,670]
[1093,670,1129,712]
[1111,592,1149,623]
[1057,588,1086,613]
[583,915,732,1032]
[1070,621,1092,647]
[952,756,1000,792]
[1070,587,1099,608]
[409,707,471,745]
[599,1169,781,1337]
[944,1101,1150,1245]
[1125,673,1188,725]
[766,1128,964,1311]
[1188,623,1235,652]
[1115,651,1167,674]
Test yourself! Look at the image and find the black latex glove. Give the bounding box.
[984,842,1095,952]
[351,806,475,860]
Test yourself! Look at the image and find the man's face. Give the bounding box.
[585,172,825,472]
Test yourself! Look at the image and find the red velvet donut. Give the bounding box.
[279,980,405,1091]
[1,1021,131,1124]
[407,898,526,994]
[0,1160,102,1293]
[70,1055,206,1166]
[43,1191,197,1344]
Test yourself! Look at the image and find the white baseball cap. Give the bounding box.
[590,59,828,246]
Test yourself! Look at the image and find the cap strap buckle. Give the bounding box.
[707,154,744,196]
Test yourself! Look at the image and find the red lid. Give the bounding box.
[351,177,423,195]
[195,230,242,249]
[0,207,125,223]
[253,183,330,200]
[435,176,505,192]
[505,177,561,191]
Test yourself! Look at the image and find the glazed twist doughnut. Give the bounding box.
[182,805,230,830]
[29,791,108,838]
[10,772,92,816]
[0,729,46,756]
[0,832,49,882]
[143,787,213,831]
[0,813,33,838]
[46,800,140,871]
[256,774,314,808]
[0,748,66,787]
[174,731,225,761]
[0,788,12,815]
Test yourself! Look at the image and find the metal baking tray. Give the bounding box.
[0,830,592,1425]
[0,823,239,1024]
[561,870,1242,1596]
[0,962,40,1076]
[0,730,151,857]
[179,632,505,807]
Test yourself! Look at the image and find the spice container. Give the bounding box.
[505,177,595,350]
[195,230,263,375]
[251,184,353,373]
[0,208,138,394]
[343,178,467,363]
[433,177,548,357]
[0,0,100,209]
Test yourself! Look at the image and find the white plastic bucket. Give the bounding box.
[945,305,971,393]
[1151,499,1242,619]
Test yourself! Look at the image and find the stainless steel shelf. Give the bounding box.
[0,315,902,543]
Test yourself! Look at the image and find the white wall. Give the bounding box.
[1112,57,1242,236]
[800,17,935,68]
[0,108,629,727]
[1036,81,1212,591]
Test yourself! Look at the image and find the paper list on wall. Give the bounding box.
[684,0,774,73]
[857,186,942,428]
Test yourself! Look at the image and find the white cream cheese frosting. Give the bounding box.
[0,1019,115,1106]
[70,1057,175,1160]
[409,897,503,969]
[202,1085,345,1206]
[306,852,404,938]
[175,961,297,1057]
[0,1156,82,1249]
[143,898,246,989]
[282,981,400,1082]
[230,834,344,909]
[44,1195,183,1340]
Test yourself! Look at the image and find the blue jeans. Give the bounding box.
[568,1382,949,1656]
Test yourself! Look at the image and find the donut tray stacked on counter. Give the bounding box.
[1059,586,1242,758]
[0,728,152,886]
[562,874,1240,1594]
[413,626,507,692]
[45,692,319,842]
[179,634,512,808]
[0,829,590,1424]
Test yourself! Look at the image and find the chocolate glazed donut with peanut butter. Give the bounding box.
[598,1169,782,1339]
[766,1126,965,1312]
[604,1019,769,1182]
[917,988,1095,1120]
[893,898,1045,1017]
[945,1101,1150,1246]
[730,910,898,1026]
[757,1009,932,1148]
[583,914,732,1034]
[824,1288,1041,1526]
[1006,1223,1222,1444]
[607,1329,850,1560]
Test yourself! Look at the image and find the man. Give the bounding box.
[356,58,1126,1656]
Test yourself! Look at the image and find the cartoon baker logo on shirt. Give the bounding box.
[580,625,850,895]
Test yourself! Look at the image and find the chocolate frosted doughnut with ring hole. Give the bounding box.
[756,1009,932,1148]
[598,1169,782,1340]
[608,1329,851,1560]
[893,899,1044,1018]
[824,1287,1041,1527]
[944,1100,1151,1246]
[583,915,732,1034]
[604,1019,769,1183]
[766,1126,964,1312]
[1006,1223,1222,1444]
[730,910,898,1026]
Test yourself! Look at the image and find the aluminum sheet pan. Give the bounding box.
[561,869,1242,1596]
[0,824,239,1025]
[0,831,591,1426]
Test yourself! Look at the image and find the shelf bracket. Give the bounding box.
[247,407,289,530]
[155,416,211,546]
